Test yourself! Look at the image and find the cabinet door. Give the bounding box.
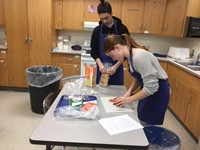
[122,0,145,33]
[185,89,200,139]
[142,0,166,34]
[123,63,132,90]
[55,0,63,29]
[186,0,200,17]
[0,0,5,25]
[159,61,168,72]
[83,0,122,22]
[173,80,190,122]
[168,76,176,110]
[5,0,29,87]
[84,0,99,22]
[27,0,52,66]
[60,63,80,78]
[162,0,187,36]
[0,60,8,86]
[109,0,122,19]
[63,0,83,30]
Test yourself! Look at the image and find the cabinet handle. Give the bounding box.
[164,25,168,31]
[59,0,62,5]
[29,38,32,44]
[188,94,192,104]
[143,23,146,30]
[25,37,29,44]
[138,22,142,29]
[67,58,73,62]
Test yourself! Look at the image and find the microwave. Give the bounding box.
[184,17,200,38]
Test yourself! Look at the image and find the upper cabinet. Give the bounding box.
[55,0,122,29]
[0,0,5,25]
[186,0,200,17]
[62,0,84,30]
[162,0,187,37]
[54,0,199,37]
[122,0,166,35]
[84,0,99,22]
[83,0,122,22]
[121,0,145,34]
[55,0,84,30]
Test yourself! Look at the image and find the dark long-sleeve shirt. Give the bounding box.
[90,16,130,61]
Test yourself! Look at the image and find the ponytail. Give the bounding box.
[103,34,148,53]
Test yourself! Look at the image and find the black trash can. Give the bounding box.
[26,65,63,114]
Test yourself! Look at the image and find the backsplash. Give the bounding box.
[0,27,6,44]
[59,30,200,58]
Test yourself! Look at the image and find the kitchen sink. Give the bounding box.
[174,59,195,66]
[186,65,200,71]
[173,59,200,71]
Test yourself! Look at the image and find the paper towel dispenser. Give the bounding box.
[84,21,99,31]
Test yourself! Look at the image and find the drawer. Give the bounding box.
[59,54,80,64]
[0,50,7,59]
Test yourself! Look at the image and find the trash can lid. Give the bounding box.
[144,126,180,148]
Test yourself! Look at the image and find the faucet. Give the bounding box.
[195,53,200,66]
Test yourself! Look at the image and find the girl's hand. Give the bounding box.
[113,96,131,107]
[99,64,106,73]
[108,66,116,75]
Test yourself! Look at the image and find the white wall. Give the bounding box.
[0,26,6,44]
[59,30,200,58]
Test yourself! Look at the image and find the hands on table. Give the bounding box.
[109,96,132,107]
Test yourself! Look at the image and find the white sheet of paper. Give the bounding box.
[101,97,133,113]
[99,114,143,135]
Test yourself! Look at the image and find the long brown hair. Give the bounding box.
[103,34,147,53]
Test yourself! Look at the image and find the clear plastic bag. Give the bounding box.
[54,76,100,120]
[26,65,63,88]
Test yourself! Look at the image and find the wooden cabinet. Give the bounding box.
[55,0,84,29]
[162,0,187,37]
[0,50,8,86]
[5,0,53,87]
[59,54,80,77]
[122,0,166,34]
[186,0,200,17]
[168,64,192,122]
[52,53,81,87]
[0,0,5,25]
[84,0,122,22]
[83,0,99,22]
[55,0,122,29]
[159,61,168,72]
[167,63,200,139]
[62,0,84,30]
[185,76,200,139]
[123,61,132,90]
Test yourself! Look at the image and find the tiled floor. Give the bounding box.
[0,90,198,150]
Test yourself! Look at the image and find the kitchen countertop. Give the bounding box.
[157,57,200,78]
[52,48,83,55]
[51,49,200,79]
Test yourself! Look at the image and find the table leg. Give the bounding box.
[46,144,52,150]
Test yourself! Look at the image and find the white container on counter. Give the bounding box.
[57,37,63,50]
[63,39,69,50]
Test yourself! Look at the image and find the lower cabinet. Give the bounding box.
[167,63,200,139]
[159,61,168,72]
[51,53,81,88]
[123,61,132,90]
[185,77,200,139]
[0,50,8,86]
